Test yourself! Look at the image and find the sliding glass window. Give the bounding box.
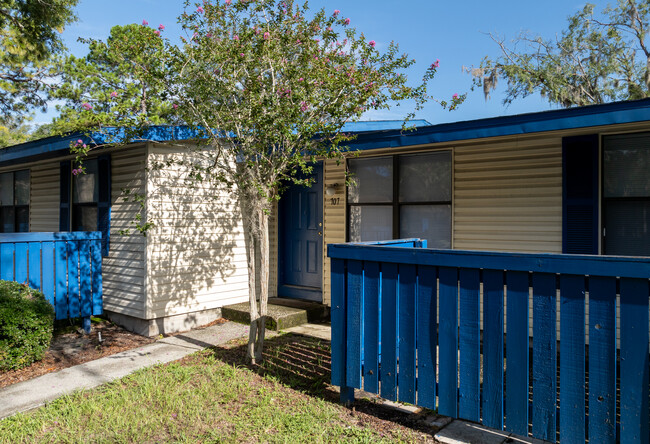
[348,151,452,247]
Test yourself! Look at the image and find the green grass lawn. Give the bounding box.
[0,334,433,443]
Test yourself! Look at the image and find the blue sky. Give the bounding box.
[44,0,612,126]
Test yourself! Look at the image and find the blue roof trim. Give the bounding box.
[3,99,650,167]
[346,98,650,151]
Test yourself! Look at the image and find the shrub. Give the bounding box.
[0,281,54,371]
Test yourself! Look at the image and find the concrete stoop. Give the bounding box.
[221,298,329,331]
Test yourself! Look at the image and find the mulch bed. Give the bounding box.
[0,319,154,389]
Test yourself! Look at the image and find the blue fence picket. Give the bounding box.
[397,264,417,404]
[345,260,363,389]
[458,268,480,422]
[380,262,398,401]
[67,241,81,319]
[532,272,557,441]
[41,242,55,306]
[416,265,437,410]
[28,242,42,291]
[90,239,103,316]
[482,269,504,430]
[330,258,346,389]
[619,278,649,444]
[79,241,92,318]
[559,274,586,443]
[505,271,529,436]
[54,240,68,320]
[362,261,380,394]
[14,243,28,284]
[588,276,617,443]
[0,243,14,281]
[438,266,458,417]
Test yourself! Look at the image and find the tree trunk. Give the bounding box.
[241,195,271,364]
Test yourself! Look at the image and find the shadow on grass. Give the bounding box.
[205,333,437,437]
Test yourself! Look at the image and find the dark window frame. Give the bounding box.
[601,132,650,256]
[70,158,99,232]
[346,152,452,243]
[0,170,29,233]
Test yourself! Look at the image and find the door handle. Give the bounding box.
[318,231,322,237]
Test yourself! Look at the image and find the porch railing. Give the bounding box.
[328,239,650,443]
[0,232,103,333]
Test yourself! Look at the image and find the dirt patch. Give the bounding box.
[0,319,153,389]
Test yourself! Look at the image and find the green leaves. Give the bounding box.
[49,23,177,136]
[471,0,650,107]
[0,0,78,119]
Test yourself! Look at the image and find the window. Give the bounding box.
[72,159,99,232]
[603,132,650,256]
[347,152,452,248]
[0,170,29,233]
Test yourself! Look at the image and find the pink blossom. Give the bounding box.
[263,32,270,40]
[315,39,320,43]
[233,35,239,40]
[225,0,231,4]
[298,77,304,81]
[142,19,149,26]
[326,27,332,31]
[452,93,459,99]
[369,40,376,48]
[173,103,178,109]
[344,18,350,25]
[197,6,204,13]
[300,101,309,112]
[110,91,118,98]
[240,53,245,57]
[72,168,81,176]
[158,24,165,31]
[77,139,83,145]
[333,9,340,16]
[255,28,260,34]
[82,102,92,110]
[154,30,160,36]
[431,59,440,69]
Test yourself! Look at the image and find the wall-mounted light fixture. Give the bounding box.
[325,183,339,196]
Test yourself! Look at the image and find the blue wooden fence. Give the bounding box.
[0,232,103,332]
[328,240,650,443]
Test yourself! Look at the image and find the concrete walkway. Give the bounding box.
[0,321,249,420]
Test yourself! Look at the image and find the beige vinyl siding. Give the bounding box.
[145,143,249,319]
[102,148,147,318]
[322,158,346,306]
[30,162,60,232]
[268,203,278,298]
[453,136,563,253]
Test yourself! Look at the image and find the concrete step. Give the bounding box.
[221,298,329,331]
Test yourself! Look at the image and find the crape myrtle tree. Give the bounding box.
[66,0,462,363]
[167,0,462,363]
[469,0,650,107]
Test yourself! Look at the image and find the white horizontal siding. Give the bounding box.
[30,162,60,232]
[454,136,563,253]
[322,159,346,306]
[103,148,147,319]
[145,143,249,319]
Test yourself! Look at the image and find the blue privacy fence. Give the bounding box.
[328,239,650,443]
[0,232,103,333]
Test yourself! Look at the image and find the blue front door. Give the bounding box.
[278,164,323,301]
